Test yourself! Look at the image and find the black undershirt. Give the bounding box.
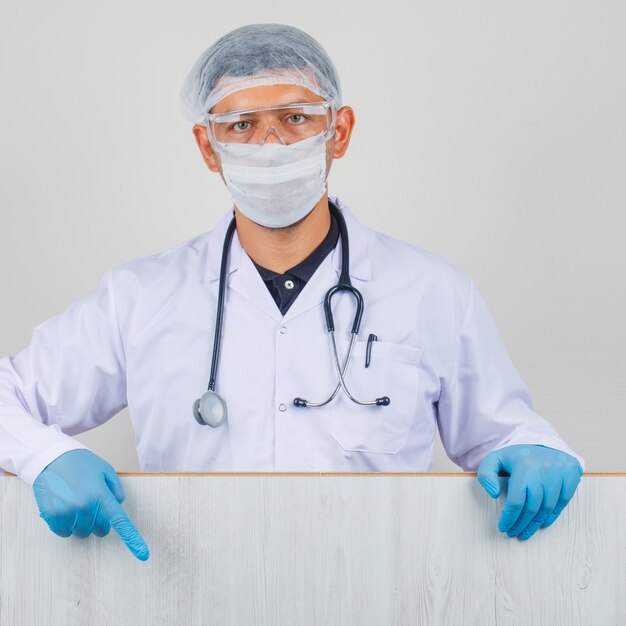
[252,201,340,315]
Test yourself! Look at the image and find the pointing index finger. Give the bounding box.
[100,492,150,561]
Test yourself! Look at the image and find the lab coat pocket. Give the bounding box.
[330,340,424,454]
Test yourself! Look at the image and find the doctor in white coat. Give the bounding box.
[0,23,584,561]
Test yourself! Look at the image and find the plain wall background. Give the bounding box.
[1,1,624,472]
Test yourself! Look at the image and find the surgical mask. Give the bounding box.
[218,132,329,228]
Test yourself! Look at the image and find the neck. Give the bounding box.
[234,193,332,274]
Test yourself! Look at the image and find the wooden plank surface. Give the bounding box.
[0,475,621,625]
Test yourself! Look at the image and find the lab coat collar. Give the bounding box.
[204,195,373,284]
[203,195,373,322]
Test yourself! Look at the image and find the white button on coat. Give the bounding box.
[0,195,585,484]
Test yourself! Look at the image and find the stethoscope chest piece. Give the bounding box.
[193,391,227,427]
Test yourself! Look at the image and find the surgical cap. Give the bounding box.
[179,23,342,124]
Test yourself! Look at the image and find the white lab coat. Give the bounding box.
[0,195,585,485]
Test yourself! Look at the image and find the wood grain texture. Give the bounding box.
[0,475,621,625]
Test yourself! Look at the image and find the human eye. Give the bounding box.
[286,113,309,125]
[229,120,252,133]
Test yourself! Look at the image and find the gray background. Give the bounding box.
[1,1,624,472]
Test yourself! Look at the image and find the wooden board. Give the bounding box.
[0,475,621,625]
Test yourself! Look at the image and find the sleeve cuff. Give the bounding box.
[488,436,586,473]
[19,437,93,486]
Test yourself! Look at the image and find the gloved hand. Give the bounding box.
[33,449,150,561]
[476,444,583,541]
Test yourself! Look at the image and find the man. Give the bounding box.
[0,23,584,562]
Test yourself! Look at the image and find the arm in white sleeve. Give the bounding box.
[436,278,585,472]
[0,269,128,485]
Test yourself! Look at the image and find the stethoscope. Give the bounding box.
[193,201,391,427]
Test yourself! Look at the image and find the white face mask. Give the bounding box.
[218,132,329,228]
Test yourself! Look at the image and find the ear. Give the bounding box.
[332,106,355,159]
[192,124,220,173]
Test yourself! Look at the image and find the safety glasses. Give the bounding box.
[205,100,336,153]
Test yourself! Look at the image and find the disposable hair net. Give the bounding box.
[179,23,342,124]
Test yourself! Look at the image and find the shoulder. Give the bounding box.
[335,195,471,294]
[334,195,475,318]
[370,227,473,303]
[108,230,211,288]
[375,228,466,276]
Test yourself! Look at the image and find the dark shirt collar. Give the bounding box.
[252,200,340,282]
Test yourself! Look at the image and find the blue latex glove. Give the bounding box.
[33,449,150,561]
[477,444,583,541]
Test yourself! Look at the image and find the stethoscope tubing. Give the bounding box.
[194,201,390,427]
[293,202,389,408]
[293,330,356,408]
[207,215,237,393]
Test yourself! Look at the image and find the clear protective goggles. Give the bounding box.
[205,100,336,154]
